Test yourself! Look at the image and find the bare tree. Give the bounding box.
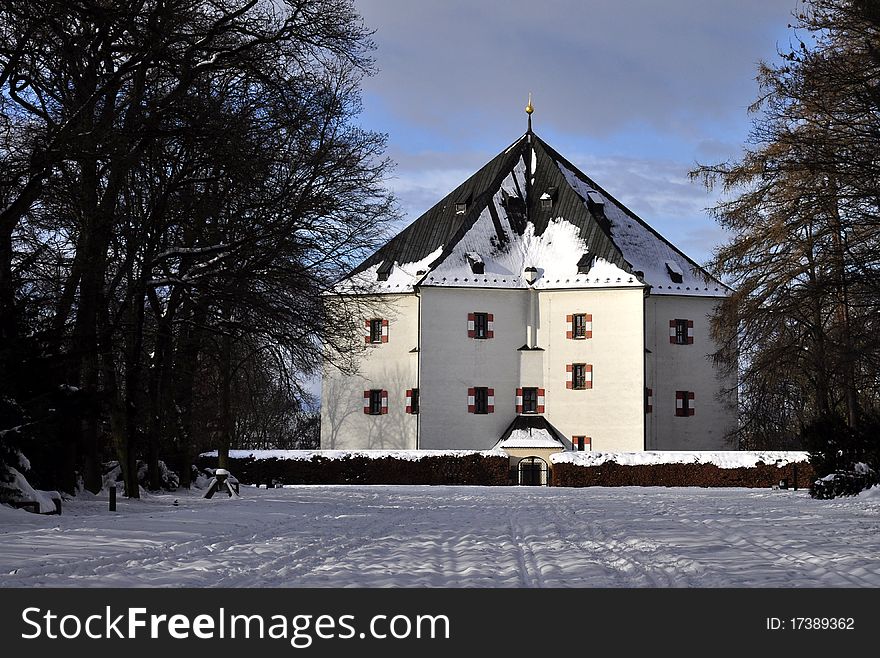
[0,1,395,496]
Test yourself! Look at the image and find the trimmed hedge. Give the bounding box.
[197,453,510,486]
[551,460,813,488]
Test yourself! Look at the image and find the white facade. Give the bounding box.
[321,287,735,451]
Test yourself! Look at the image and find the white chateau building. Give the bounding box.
[321,118,736,462]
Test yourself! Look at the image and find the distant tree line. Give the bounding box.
[693,0,880,479]
[0,0,392,497]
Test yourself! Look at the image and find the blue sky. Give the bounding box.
[354,0,799,265]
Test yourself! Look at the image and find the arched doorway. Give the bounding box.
[518,456,549,486]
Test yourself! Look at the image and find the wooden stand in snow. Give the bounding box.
[203,469,240,499]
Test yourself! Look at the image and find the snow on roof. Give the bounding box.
[336,245,444,294]
[423,203,642,290]
[557,162,726,297]
[496,427,565,449]
[200,449,507,462]
[550,451,810,468]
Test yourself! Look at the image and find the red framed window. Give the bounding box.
[366,318,389,344]
[516,387,545,414]
[669,319,693,345]
[406,389,419,414]
[364,389,388,415]
[573,436,591,451]
[675,390,695,417]
[566,313,592,339]
[566,364,593,389]
[467,312,494,339]
[467,387,494,414]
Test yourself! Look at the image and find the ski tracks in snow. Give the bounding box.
[2,485,880,587]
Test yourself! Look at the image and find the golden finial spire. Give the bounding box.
[525,92,534,133]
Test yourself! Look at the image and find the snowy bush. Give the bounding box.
[811,466,877,500]
[102,460,180,491]
[0,466,60,512]
[805,412,880,498]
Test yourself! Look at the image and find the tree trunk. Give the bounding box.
[218,339,232,471]
[0,224,16,344]
[826,177,859,428]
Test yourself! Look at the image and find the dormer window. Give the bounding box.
[376,260,393,282]
[577,253,592,274]
[466,252,484,275]
[455,202,467,214]
[665,260,684,284]
[540,193,553,210]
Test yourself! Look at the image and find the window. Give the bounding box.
[370,319,383,343]
[566,313,592,339]
[522,387,537,413]
[515,387,544,413]
[467,312,494,339]
[475,387,487,414]
[364,389,388,415]
[474,313,488,338]
[466,253,484,274]
[675,390,695,417]
[376,261,393,281]
[669,319,693,345]
[455,202,467,214]
[572,364,587,389]
[467,387,494,414]
[577,253,592,274]
[665,261,683,284]
[566,363,592,389]
[573,436,591,452]
[406,388,419,414]
[367,318,389,344]
[646,388,653,413]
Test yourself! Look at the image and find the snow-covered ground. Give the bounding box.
[1,484,878,587]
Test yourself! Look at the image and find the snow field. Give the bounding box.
[1,484,878,588]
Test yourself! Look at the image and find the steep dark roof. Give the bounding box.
[345,130,727,296]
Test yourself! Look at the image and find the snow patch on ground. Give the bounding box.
[551,451,810,468]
